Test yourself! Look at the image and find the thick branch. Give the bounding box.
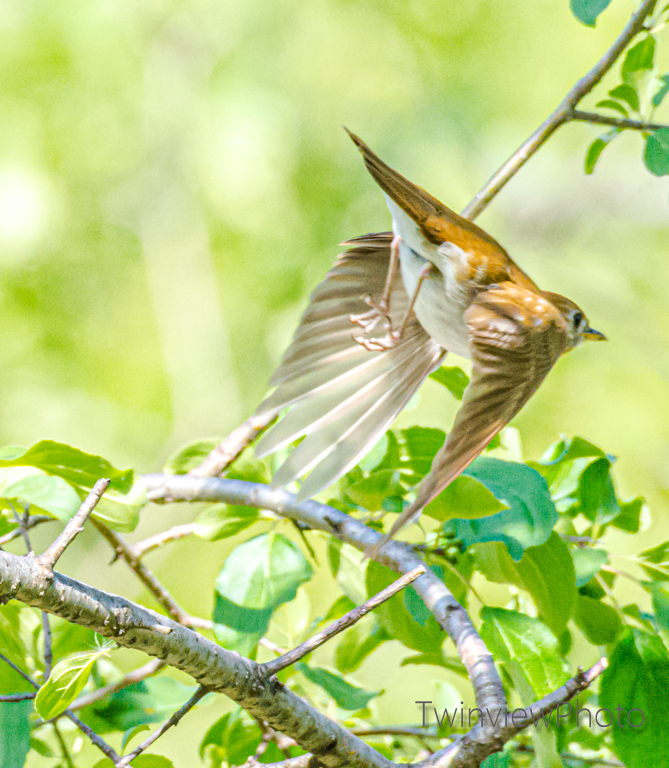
[461,0,658,219]
[0,549,392,768]
[140,474,507,724]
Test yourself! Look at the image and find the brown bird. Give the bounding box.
[254,130,605,554]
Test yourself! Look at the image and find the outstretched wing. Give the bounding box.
[380,282,569,543]
[254,233,446,500]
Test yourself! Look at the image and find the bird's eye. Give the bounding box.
[573,311,584,329]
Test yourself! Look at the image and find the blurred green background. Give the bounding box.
[1,0,668,764]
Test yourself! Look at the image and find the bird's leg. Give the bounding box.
[350,234,400,333]
[354,261,435,351]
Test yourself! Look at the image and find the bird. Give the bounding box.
[253,129,605,555]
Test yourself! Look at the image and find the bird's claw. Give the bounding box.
[350,295,391,334]
[353,331,401,351]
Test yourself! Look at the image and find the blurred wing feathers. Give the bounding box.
[255,233,445,498]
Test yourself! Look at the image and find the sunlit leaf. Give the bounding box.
[652,74,669,107]
[94,757,174,768]
[480,607,566,698]
[0,440,132,493]
[570,0,612,26]
[650,582,669,635]
[578,457,619,525]
[574,595,621,644]
[644,127,669,176]
[595,99,628,117]
[622,36,655,87]
[446,458,558,560]
[572,547,608,587]
[194,504,259,541]
[345,470,403,511]
[295,663,381,710]
[428,365,469,400]
[423,475,506,523]
[0,468,81,521]
[609,84,640,112]
[334,615,390,673]
[600,629,669,766]
[36,648,110,719]
[475,533,577,636]
[164,438,221,474]
[213,533,313,654]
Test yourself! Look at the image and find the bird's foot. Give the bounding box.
[353,331,401,351]
[349,295,391,334]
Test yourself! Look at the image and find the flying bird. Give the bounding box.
[253,130,605,553]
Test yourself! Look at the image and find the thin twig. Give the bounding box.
[64,708,121,762]
[42,612,52,679]
[91,517,208,628]
[461,0,659,219]
[570,110,669,132]
[116,685,210,766]
[0,515,53,546]
[53,722,75,768]
[0,652,38,688]
[263,566,426,675]
[189,412,277,478]
[0,691,37,701]
[351,726,438,738]
[39,478,110,571]
[69,658,166,711]
[133,523,198,559]
[9,503,33,553]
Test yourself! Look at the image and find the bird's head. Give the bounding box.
[542,292,606,350]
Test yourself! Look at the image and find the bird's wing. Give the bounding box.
[254,232,446,500]
[381,282,569,542]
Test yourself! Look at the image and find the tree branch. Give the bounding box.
[133,523,198,559]
[140,474,507,726]
[570,110,669,131]
[69,658,166,711]
[38,478,110,571]
[0,548,392,768]
[263,566,425,675]
[461,0,659,220]
[116,685,210,766]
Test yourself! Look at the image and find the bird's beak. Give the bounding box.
[583,327,607,342]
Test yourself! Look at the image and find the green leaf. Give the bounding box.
[87,483,146,533]
[480,607,566,698]
[334,615,390,673]
[622,36,656,87]
[366,560,444,654]
[395,427,446,483]
[164,438,221,474]
[0,700,31,768]
[572,547,608,587]
[570,0,612,26]
[199,709,284,766]
[423,475,506,523]
[652,74,669,108]
[650,582,669,635]
[584,137,609,174]
[121,723,151,751]
[574,595,621,644]
[345,470,403,511]
[428,365,469,400]
[639,539,669,565]
[0,440,132,494]
[475,533,577,637]
[295,663,381,710]
[609,84,640,112]
[0,469,81,521]
[81,677,196,733]
[213,533,313,654]
[613,496,644,533]
[327,539,368,604]
[578,457,619,525]
[447,458,558,560]
[194,504,259,541]
[595,99,629,117]
[600,629,669,767]
[644,127,669,176]
[36,648,110,719]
